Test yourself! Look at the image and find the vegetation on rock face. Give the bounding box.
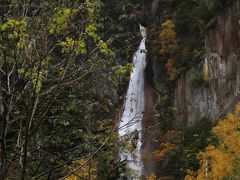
[148,0,217,86]
[148,0,237,86]
[145,1,239,179]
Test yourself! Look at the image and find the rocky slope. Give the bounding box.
[174,0,240,124]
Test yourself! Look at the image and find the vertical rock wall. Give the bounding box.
[174,1,240,124]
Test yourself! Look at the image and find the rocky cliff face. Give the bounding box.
[174,1,240,124]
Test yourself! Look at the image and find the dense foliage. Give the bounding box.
[0,0,138,179]
[186,103,240,179]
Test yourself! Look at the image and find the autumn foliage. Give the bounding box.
[159,20,177,56]
[185,103,240,180]
[154,130,182,160]
[65,159,97,180]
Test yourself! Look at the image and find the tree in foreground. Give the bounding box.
[186,103,240,180]
[0,0,122,179]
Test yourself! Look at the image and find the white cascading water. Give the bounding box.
[118,24,147,179]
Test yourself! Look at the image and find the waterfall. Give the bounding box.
[118,24,147,179]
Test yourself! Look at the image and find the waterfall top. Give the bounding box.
[139,24,147,51]
[139,24,147,38]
